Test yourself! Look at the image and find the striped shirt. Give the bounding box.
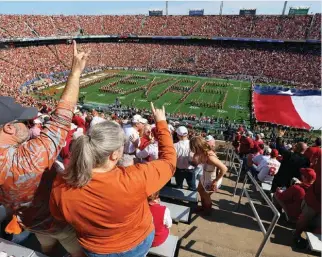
[0,100,74,232]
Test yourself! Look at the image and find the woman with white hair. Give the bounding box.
[50,103,176,257]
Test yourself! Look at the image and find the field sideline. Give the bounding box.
[44,70,251,122]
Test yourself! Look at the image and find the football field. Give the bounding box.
[44,70,251,122]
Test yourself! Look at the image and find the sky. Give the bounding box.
[0,1,320,15]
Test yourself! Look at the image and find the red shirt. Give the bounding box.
[72,115,86,133]
[304,146,321,167]
[139,136,151,151]
[305,154,321,213]
[60,129,76,167]
[240,136,254,155]
[276,183,311,220]
[149,204,169,247]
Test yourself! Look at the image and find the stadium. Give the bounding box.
[0,1,321,257]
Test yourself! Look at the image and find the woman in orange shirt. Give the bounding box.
[50,103,176,257]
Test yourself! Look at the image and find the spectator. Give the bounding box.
[123,114,147,154]
[246,145,261,169]
[293,153,321,248]
[72,110,86,133]
[148,191,172,247]
[138,124,154,151]
[304,137,321,167]
[205,135,216,151]
[232,127,243,153]
[136,126,159,162]
[0,41,89,257]
[252,146,272,166]
[174,126,196,191]
[239,131,254,157]
[190,136,227,215]
[272,129,309,192]
[29,118,43,139]
[90,109,106,127]
[274,168,316,222]
[50,103,176,257]
[254,133,264,147]
[257,149,281,184]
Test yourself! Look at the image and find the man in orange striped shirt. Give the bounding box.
[0,41,90,257]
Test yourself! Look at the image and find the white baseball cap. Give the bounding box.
[132,114,147,124]
[176,126,188,136]
[264,147,272,155]
[205,135,215,142]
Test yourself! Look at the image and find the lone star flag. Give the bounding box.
[253,85,322,130]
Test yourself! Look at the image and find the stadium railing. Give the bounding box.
[237,171,280,257]
[225,147,243,197]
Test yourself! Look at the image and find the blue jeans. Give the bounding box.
[174,168,197,191]
[83,230,155,257]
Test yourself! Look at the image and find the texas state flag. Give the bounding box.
[253,85,322,130]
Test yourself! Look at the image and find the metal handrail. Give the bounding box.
[225,149,243,197]
[237,171,280,257]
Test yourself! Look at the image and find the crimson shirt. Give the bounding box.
[276,183,311,220]
[72,115,86,133]
[240,136,254,155]
[305,154,321,213]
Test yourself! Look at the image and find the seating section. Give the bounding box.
[0,14,321,40]
[0,41,320,100]
[149,235,178,257]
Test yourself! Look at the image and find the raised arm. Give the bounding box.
[132,103,176,196]
[18,41,90,172]
[276,129,290,159]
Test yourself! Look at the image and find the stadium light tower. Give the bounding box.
[220,1,223,15]
[166,1,168,16]
[282,1,287,15]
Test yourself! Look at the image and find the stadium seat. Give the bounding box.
[161,201,191,223]
[160,187,198,203]
[261,182,272,192]
[149,235,178,257]
[305,232,322,253]
[0,238,36,257]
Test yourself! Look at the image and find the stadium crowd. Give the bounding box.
[0,42,320,257]
[0,14,321,40]
[232,125,321,248]
[0,42,320,94]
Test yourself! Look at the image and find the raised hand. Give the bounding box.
[150,102,166,122]
[71,40,91,76]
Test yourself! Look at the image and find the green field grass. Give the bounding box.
[44,70,251,122]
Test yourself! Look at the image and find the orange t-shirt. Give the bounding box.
[50,120,176,254]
